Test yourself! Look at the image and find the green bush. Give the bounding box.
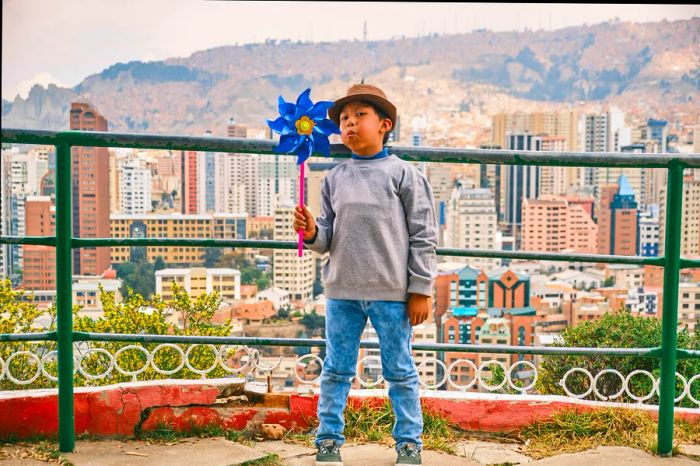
[537,306,700,408]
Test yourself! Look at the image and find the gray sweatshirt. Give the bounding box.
[303,154,438,302]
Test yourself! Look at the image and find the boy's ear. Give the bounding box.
[381,118,393,133]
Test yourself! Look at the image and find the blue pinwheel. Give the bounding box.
[266,88,340,257]
[266,88,340,165]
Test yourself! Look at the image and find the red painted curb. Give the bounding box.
[2,381,698,440]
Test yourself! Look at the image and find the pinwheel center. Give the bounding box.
[296,116,315,136]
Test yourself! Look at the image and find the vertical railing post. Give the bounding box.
[56,141,75,452]
[657,161,684,456]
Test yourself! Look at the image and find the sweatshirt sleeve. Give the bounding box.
[303,176,334,254]
[399,166,438,297]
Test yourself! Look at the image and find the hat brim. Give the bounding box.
[328,94,397,129]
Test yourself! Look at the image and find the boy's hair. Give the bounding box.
[346,100,393,145]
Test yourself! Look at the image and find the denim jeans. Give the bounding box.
[315,298,423,452]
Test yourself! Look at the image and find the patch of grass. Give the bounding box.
[239,453,283,465]
[340,399,458,454]
[519,408,700,459]
[137,422,181,443]
[136,421,255,447]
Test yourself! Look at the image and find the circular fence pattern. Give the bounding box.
[1,345,698,407]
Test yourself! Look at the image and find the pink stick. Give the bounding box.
[298,161,305,257]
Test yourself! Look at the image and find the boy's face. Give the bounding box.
[339,101,393,156]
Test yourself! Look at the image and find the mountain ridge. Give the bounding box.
[2,18,698,138]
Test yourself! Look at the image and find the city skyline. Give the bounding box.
[2,2,699,99]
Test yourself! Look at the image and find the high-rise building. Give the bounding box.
[10,150,49,195]
[609,175,639,256]
[444,184,500,270]
[504,133,541,247]
[645,119,668,153]
[584,113,609,154]
[491,110,578,152]
[596,184,619,255]
[272,205,314,305]
[70,102,111,276]
[522,195,597,254]
[638,208,660,257]
[659,174,700,258]
[1,149,13,279]
[539,135,580,196]
[119,162,152,214]
[22,196,56,290]
[108,150,120,214]
[181,150,199,214]
[582,108,632,192]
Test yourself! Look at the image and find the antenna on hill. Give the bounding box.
[363,20,367,42]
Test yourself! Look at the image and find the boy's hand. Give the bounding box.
[407,293,431,326]
[293,205,317,241]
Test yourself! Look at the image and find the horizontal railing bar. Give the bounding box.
[69,332,664,357]
[4,332,698,358]
[73,237,298,250]
[0,236,56,246]
[680,259,700,269]
[677,349,700,359]
[0,331,57,342]
[0,236,663,266]
[436,247,664,266]
[76,240,666,266]
[2,128,698,168]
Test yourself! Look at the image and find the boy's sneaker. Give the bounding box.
[315,439,343,465]
[396,442,422,464]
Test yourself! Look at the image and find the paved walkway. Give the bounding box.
[1,438,699,465]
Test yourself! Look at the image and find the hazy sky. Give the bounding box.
[2,1,698,100]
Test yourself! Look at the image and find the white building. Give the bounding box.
[550,269,605,290]
[638,209,660,257]
[216,152,298,217]
[604,264,645,291]
[1,149,12,278]
[258,286,291,311]
[10,149,49,195]
[679,283,700,333]
[73,277,123,317]
[444,185,500,271]
[156,267,241,303]
[119,162,152,214]
[272,205,314,306]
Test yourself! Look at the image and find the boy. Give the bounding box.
[293,83,438,466]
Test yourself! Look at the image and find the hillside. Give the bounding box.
[2,18,699,139]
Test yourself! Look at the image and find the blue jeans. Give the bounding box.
[315,299,423,451]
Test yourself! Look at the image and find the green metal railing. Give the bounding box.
[1,128,699,455]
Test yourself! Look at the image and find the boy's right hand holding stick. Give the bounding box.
[294,205,317,241]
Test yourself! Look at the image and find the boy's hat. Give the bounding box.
[328,83,397,128]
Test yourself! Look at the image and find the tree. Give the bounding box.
[115,260,156,299]
[0,279,235,391]
[313,279,324,297]
[154,256,166,271]
[537,305,699,408]
[301,310,325,337]
[204,247,223,268]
